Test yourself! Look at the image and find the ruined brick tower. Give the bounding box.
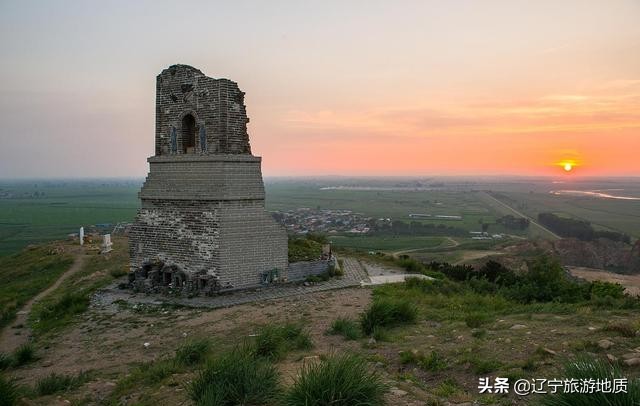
[129,64,288,293]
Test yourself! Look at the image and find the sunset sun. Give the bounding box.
[556,159,579,173]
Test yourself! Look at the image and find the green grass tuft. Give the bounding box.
[0,353,11,370]
[253,323,312,360]
[135,359,178,385]
[12,343,35,367]
[35,372,87,396]
[327,317,362,340]
[360,298,418,336]
[469,356,502,375]
[471,328,487,339]
[400,350,447,372]
[34,292,89,334]
[189,346,281,406]
[541,355,640,406]
[284,353,387,406]
[432,378,460,397]
[0,374,19,406]
[0,246,73,330]
[175,338,211,366]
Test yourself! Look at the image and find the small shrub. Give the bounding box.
[12,343,35,366]
[478,260,518,286]
[396,257,425,273]
[175,339,211,366]
[35,372,87,396]
[541,355,640,406]
[464,312,491,328]
[502,256,589,304]
[328,263,344,278]
[0,375,19,406]
[328,318,361,340]
[288,238,323,262]
[360,298,418,335]
[590,280,626,300]
[284,353,387,406]
[306,233,329,244]
[189,346,281,406]
[253,323,312,360]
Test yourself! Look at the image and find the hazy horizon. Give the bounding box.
[2,174,640,182]
[1,0,639,178]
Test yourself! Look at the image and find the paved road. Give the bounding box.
[0,247,86,353]
[481,192,561,240]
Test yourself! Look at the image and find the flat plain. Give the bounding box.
[1,177,638,257]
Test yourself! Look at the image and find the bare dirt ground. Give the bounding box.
[0,247,86,353]
[12,288,378,404]
[453,250,504,265]
[569,266,640,296]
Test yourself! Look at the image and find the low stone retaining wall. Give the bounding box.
[288,258,334,281]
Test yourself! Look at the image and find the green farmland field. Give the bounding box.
[329,235,446,251]
[1,176,637,257]
[0,180,140,256]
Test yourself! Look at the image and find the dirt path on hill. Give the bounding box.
[0,248,86,353]
[391,237,460,257]
[453,250,504,265]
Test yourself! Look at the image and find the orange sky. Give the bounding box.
[0,1,639,178]
[258,80,640,176]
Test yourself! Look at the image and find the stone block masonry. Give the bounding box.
[129,64,288,294]
[288,259,334,281]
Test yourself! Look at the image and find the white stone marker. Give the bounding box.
[101,234,113,254]
[79,227,84,246]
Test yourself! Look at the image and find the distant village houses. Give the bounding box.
[272,208,381,235]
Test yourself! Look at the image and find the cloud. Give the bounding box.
[280,85,640,140]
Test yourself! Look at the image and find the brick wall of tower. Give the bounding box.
[129,199,222,275]
[155,64,251,156]
[129,64,288,292]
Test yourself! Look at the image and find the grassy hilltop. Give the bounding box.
[1,237,640,405]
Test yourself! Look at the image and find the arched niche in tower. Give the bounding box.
[181,114,196,153]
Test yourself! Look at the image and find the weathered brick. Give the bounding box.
[129,65,287,293]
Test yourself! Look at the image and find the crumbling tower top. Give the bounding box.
[155,64,251,156]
